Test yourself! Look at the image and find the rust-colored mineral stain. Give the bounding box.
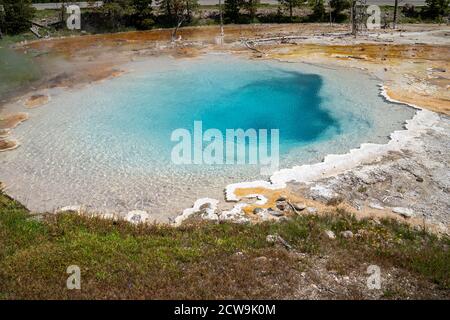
[234,187,286,215]
[173,47,204,59]
[86,68,124,83]
[270,43,450,62]
[0,129,10,138]
[268,43,450,115]
[232,186,447,233]
[233,187,322,218]
[0,113,29,130]
[45,64,125,89]
[24,94,50,108]
[0,139,18,152]
[22,24,345,57]
[386,87,450,115]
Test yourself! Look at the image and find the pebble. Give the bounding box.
[310,185,338,201]
[57,205,82,213]
[307,207,318,214]
[253,208,264,214]
[324,230,336,239]
[254,208,274,221]
[369,203,384,210]
[437,222,448,234]
[266,234,292,250]
[266,234,278,243]
[428,67,446,72]
[392,207,414,218]
[340,230,354,238]
[268,209,284,217]
[254,256,268,262]
[126,210,149,224]
[293,202,307,211]
[276,201,287,211]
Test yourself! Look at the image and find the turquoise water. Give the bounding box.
[0,54,415,218]
[82,57,337,162]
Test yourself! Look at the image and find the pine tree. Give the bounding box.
[309,0,326,22]
[132,0,154,30]
[329,0,350,22]
[423,0,449,20]
[243,0,259,21]
[224,0,242,23]
[157,0,198,25]
[0,0,35,35]
[279,0,301,20]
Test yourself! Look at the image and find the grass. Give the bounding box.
[0,192,449,299]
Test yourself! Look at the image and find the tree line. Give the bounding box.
[1,0,449,35]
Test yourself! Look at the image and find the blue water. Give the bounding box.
[83,58,338,162]
[195,72,335,146]
[0,54,415,218]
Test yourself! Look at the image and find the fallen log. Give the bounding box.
[30,26,42,38]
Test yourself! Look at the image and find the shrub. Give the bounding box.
[0,0,36,35]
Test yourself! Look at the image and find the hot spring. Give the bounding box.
[0,54,415,220]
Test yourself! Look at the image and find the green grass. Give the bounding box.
[0,192,448,299]
[33,9,60,21]
[0,33,38,45]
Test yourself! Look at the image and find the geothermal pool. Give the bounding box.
[0,54,415,220]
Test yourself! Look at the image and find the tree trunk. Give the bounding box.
[172,15,186,42]
[351,0,357,36]
[0,4,4,38]
[219,0,224,36]
[329,1,332,26]
[186,0,191,22]
[166,0,172,18]
[393,0,398,29]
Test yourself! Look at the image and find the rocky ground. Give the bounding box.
[178,109,449,236]
[290,112,450,231]
[281,252,448,299]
